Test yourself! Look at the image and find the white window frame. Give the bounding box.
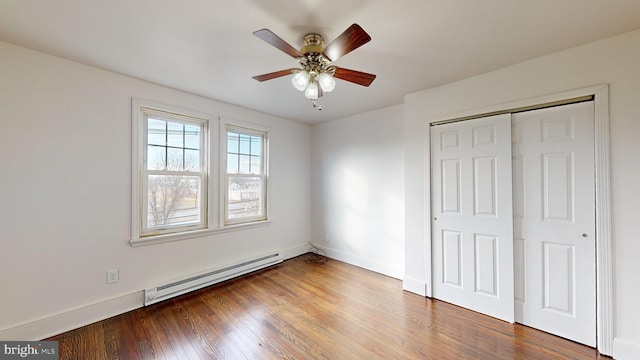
[142,111,208,236]
[131,99,215,242]
[221,120,269,226]
[131,100,270,247]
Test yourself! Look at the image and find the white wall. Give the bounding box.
[0,41,311,339]
[404,29,640,358]
[310,106,405,279]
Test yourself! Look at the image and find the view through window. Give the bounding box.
[143,115,207,235]
[225,128,267,224]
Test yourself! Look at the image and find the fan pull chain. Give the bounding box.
[312,101,322,111]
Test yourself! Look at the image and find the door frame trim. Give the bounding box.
[424,84,612,355]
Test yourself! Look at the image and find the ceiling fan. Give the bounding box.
[252,23,376,110]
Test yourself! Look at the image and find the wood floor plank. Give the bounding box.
[47,255,610,359]
[230,280,331,359]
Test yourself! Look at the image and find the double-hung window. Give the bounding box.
[132,99,270,246]
[224,125,268,225]
[132,101,210,239]
[143,113,207,235]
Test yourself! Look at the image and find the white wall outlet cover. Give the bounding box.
[106,269,119,284]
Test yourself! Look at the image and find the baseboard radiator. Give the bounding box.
[144,252,283,306]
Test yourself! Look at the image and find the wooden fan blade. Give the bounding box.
[252,69,298,82]
[253,29,304,58]
[322,24,371,62]
[333,67,376,87]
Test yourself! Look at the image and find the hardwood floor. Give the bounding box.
[47,255,609,359]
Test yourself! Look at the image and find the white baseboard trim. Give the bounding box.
[402,276,427,296]
[613,337,640,360]
[282,242,313,260]
[313,244,404,280]
[0,243,312,341]
[0,291,144,341]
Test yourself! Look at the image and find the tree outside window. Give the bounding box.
[142,116,207,235]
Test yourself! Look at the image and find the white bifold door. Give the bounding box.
[431,102,596,346]
[431,114,514,323]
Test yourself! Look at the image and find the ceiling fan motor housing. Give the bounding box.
[301,33,324,55]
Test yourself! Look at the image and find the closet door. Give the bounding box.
[431,114,514,322]
[512,102,596,346]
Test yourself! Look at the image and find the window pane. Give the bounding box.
[147,145,166,170]
[239,154,250,174]
[147,175,201,229]
[224,128,266,225]
[184,124,200,149]
[184,149,200,171]
[227,153,239,174]
[167,122,183,148]
[239,134,251,154]
[250,155,261,175]
[228,132,239,153]
[250,136,262,156]
[227,176,262,220]
[148,118,166,146]
[167,148,183,170]
[139,105,209,238]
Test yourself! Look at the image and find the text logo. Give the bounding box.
[0,342,58,359]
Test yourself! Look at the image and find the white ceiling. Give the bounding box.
[2,0,640,124]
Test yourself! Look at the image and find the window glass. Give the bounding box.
[139,112,207,236]
[225,128,267,224]
[147,175,202,229]
[148,118,166,146]
[227,176,263,220]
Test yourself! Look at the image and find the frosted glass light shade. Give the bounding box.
[318,72,336,92]
[304,82,319,100]
[291,71,310,91]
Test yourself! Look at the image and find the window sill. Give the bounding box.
[129,220,272,247]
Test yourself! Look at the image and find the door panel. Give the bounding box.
[441,159,461,214]
[431,114,514,322]
[542,152,574,221]
[512,101,596,346]
[543,242,573,314]
[473,156,497,216]
[474,234,498,296]
[443,230,462,286]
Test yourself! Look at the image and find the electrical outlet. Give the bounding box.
[106,269,119,284]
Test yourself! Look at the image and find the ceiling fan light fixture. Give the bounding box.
[304,81,319,100]
[291,70,310,91]
[318,72,336,93]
